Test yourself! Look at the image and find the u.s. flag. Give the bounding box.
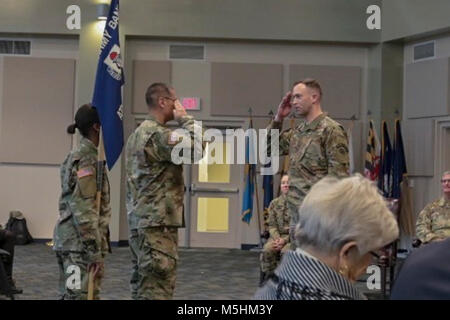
[92,0,124,169]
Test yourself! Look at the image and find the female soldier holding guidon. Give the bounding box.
[53,104,111,300]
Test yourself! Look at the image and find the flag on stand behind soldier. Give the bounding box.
[364,120,380,181]
[393,120,415,236]
[378,121,393,198]
[347,122,355,174]
[262,162,274,233]
[92,0,124,170]
[241,119,256,224]
[392,120,407,198]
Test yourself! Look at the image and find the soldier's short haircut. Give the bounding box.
[145,82,172,108]
[294,174,399,256]
[67,104,100,137]
[293,78,323,100]
[442,171,450,178]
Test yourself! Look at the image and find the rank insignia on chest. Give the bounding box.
[77,167,94,178]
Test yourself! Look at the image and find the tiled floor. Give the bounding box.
[5,243,390,300]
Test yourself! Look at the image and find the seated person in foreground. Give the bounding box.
[415,171,450,245]
[260,175,291,282]
[0,224,22,294]
[254,174,399,300]
[391,238,450,300]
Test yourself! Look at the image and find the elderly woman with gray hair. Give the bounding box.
[254,174,399,300]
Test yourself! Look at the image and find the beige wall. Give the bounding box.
[382,0,450,42]
[0,0,380,43]
[126,39,369,122]
[0,34,124,242]
[0,38,78,238]
[402,34,450,227]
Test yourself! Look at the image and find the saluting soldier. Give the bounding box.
[266,79,350,247]
[126,83,203,300]
[53,104,111,300]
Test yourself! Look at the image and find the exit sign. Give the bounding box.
[181,97,201,110]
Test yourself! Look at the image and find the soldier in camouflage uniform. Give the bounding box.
[126,83,203,300]
[416,171,450,244]
[53,104,111,300]
[266,79,349,247]
[260,175,290,281]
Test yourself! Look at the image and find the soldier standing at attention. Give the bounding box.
[266,79,350,247]
[260,174,291,283]
[53,104,111,300]
[126,83,203,300]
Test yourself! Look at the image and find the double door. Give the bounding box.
[179,128,242,248]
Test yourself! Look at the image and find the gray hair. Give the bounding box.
[294,174,399,256]
[442,171,450,178]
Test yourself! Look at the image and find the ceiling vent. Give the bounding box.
[0,40,31,55]
[169,45,204,60]
[413,41,435,62]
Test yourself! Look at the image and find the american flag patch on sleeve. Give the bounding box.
[77,167,94,179]
[168,131,180,145]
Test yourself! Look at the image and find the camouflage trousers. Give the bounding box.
[56,251,104,300]
[129,226,178,300]
[260,238,290,274]
[287,197,303,250]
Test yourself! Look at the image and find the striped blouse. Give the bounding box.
[254,249,366,300]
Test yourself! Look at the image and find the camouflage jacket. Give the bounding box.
[126,114,203,230]
[53,137,111,263]
[416,197,450,244]
[267,113,349,223]
[268,195,290,243]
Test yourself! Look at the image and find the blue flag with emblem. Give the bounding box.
[92,0,124,170]
[241,119,256,224]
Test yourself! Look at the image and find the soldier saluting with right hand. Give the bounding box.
[125,83,204,300]
[266,79,350,248]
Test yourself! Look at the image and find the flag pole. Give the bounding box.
[349,114,356,130]
[248,108,263,248]
[89,0,123,299]
[261,110,275,239]
[88,128,106,300]
[253,170,263,248]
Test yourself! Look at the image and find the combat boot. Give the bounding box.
[7,277,23,294]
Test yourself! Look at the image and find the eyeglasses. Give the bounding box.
[441,179,450,183]
[162,96,177,102]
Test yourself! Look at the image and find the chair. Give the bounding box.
[378,241,397,299]
[378,198,400,299]
[412,238,422,248]
[0,248,14,300]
